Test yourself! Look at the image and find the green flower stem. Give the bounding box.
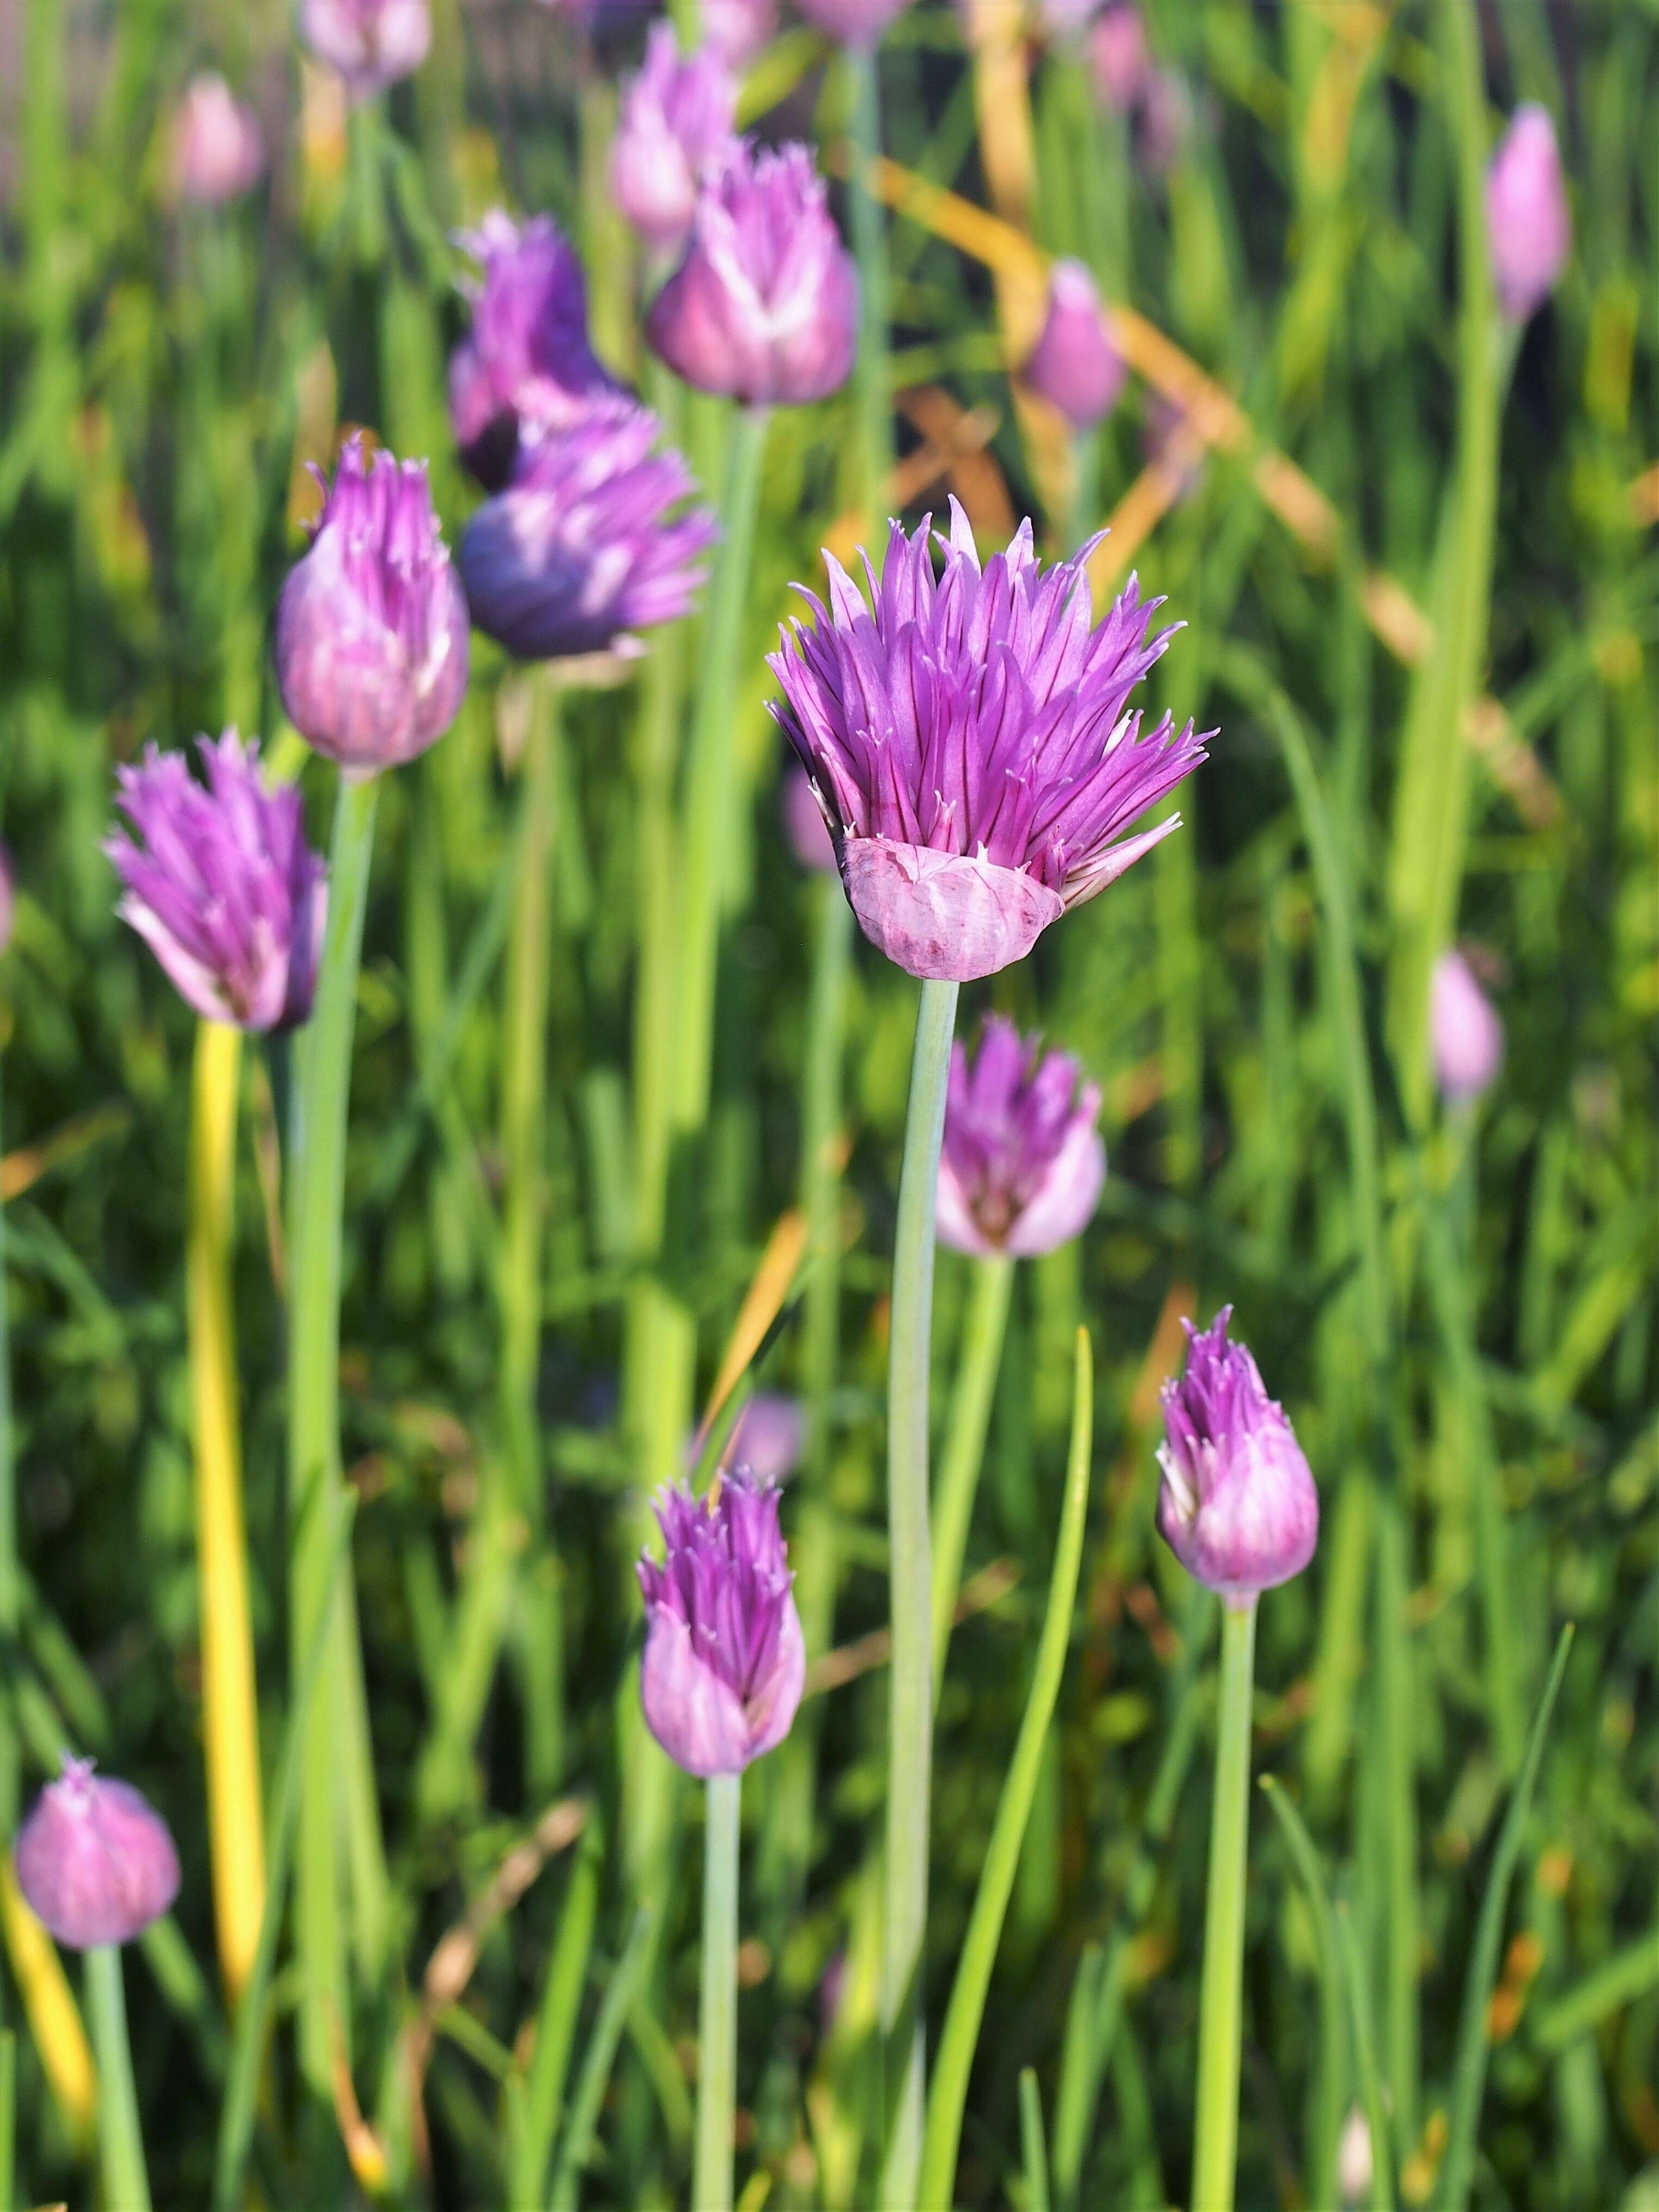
[1190,1597,1259,2212]
[695,1772,742,2212]
[288,768,385,2092]
[87,1944,150,2212]
[846,44,892,522]
[929,1250,1013,1687]
[878,974,959,2210]
[801,877,855,1474]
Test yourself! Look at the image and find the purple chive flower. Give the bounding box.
[768,499,1208,982]
[1156,1309,1317,1606]
[448,213,624,492]
[1486,105,1571,324]
[300,0,432,101]
[637,1471,805,1777]
[14,1758,180,1950]
[611,25,738,260]
[275,436,470,773]
[645,140,858,407]
[690,1393,807,1486]
[1431,949,1504,1106]
[1089,2,1149,112]
[458,404,716,663]
[172,74,264,205]
[1037,0,1101,42]
[936,1016,1104,1259]
[793,0,908,46]
[106,732,326,1032]
[782,764,838,872]
[1024,261,1126,432]
[0,843,14,956]
[703,0,778,69]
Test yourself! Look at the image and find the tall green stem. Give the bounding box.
[879,975,959,2208]
[1376,1491,1419,2158]
[288,769,383,2092]
[846,45,892,522]
[1190,1598,1258,2212]
[87,1945,150,2212]
[695,1772,742,2212]
[929,1252,1013,1686]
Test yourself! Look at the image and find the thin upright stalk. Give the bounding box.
[879,975,960,2209]
[846,44,892,521]
[800,879,855,1475]
[187,1020,265,2005]
[86,1945,150,2212]
[1190,1598,1258,2212]
[288,769,382,2091]
[1376,1491,1419,2158]
[695,1773,742,2212]
[929,1251,1013,1686]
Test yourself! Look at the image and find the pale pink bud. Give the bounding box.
[1431,949,1504,1105]
[14,1758,180,1949]
[1486,105,1571,323]
[1024,260,1126,431]
[172,74,264,205]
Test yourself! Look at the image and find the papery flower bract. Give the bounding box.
[1156,1308,1317,1605]
[1024,260,1126,431]
[637,1471,805,1777]
[275,436,470,772]
[936,1016,1104,1258]
[703,0,778,69]
[14,1757,180,1950]
[1089,1,1148,111]
[1431,949,1504,1105]
[106,732,326,1032]
[768,499,1207,981]
[1486,105,1571,323]
[782,764,837,872]
[0,843,13,956]
[611,25,737,259]
[458,404,716,663]
[645,140,857,407]
[793,0,908,46]
[172,74,264,205]
[300,0,432,101]
[449,213,623,491]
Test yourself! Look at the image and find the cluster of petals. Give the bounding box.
[768,500,1208,980]
[611,25,738,260]
[637,1470,805,1778]
[646,140,857,408]
[1485,105,1571,323]
[1431,949,1504,1105]
[1156,1308,1318,1605]
[107,732,326,1032]
[459,402,716,663]
[937,1016,1104,1258]
[1023,260,1126,432]
[172,74,264,205]
[300,0,432,102]
[275,437,470,773]
[14,1758,180,1951]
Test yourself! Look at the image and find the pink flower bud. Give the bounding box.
[1089,3,1148,112]
[300,0,432,103]
[688,1392,807,1486]
[611,26,738,260]
[1431,949,1504,1105]
[1024,260,1126,432]
[172,74,264,206]
[1486,105,1571,323]
[702,0,778,70]
[14,1758,180,1949]
[937,1017,1104,1258]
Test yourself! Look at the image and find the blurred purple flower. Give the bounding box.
[14,1757,180,1950]
[1138,66,1192,173]
[0,844,13,956]
[646,140,857,407]
[459,403,716,662]
[637,1471,805,1776]
[1156,1308,1317,1606]
[782,763,837,872]
[703,0,778,69]
[1486,105,1571,323]
[937,1016,1104,1258]
[793,0,908,47]
[275,437,470,773]
[1024,260,1126,431]
[172,74,264,205]
[611,25,738,260]
[1089,2,1148,112]
[1143,392,1205,502]
[106,732,326,1032]
[300,0,432,102]
[1431,949,1504,1105]
[449,213,623,491]
[696,1392,807,1485]
[768,499,1207,980]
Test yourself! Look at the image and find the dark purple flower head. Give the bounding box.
[275,437,470,773]
[1024,260,1126,432]
[637,1470,805,1776]
[646,139,857,407]
[1486,105,1570,323]
[611,25,738,260]
[1156,1309,1317,1606]
[14,1757,180,1950]
[449,213,624,491]
[106,732,326,1032]
[937,1016,1104,1258]
[459,403,716,663]
[793,0,908,46]
[301,0,432,102]
[768,499,1208,980]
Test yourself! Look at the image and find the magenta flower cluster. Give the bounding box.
[937,1016,1104,1259]
[769,501,1207,980]
[14,1758,180,1951]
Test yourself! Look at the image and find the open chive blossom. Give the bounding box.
[645,140,858,407]
[449,214,623,492]
[768,500,1208,981]
[637,1472,805,1778]
[936,1016,1105,1258]
[14,1758,180,1949]
[1156,1308,1317,1606]
[611,25,738,260]
[300,0,432,101]
[1486,106,1571,324]
[459,404,716,663]
[106,732,326,1032]
[275,437,470,774]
